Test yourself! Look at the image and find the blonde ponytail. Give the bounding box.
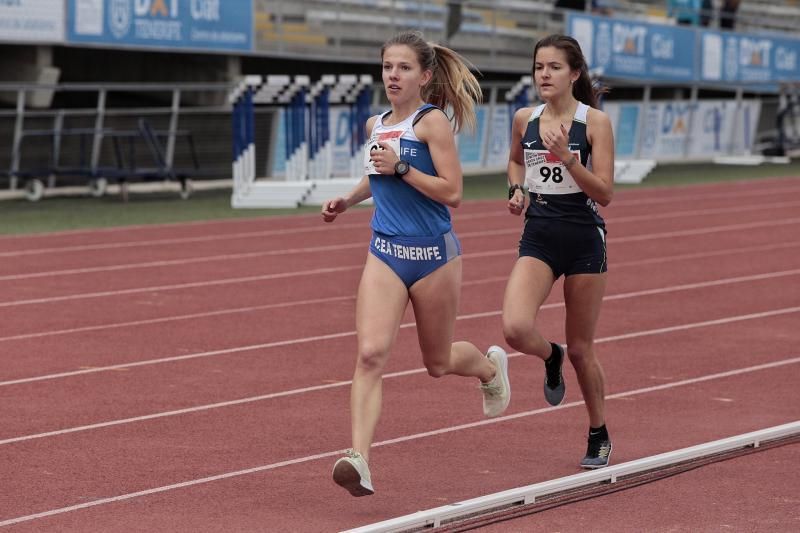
[381,31,482,133]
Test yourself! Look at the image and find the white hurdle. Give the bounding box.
[345,421,800,532]
[230,73,375,208]
[303,74,375,206]
[231,74,311,207]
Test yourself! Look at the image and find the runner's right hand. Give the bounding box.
[508,190,524,216]
[322,197,348,222]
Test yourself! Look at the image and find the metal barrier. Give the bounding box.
[0,82,234,200]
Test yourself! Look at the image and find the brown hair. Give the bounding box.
[533,34,608,108]
[381,31,482,132]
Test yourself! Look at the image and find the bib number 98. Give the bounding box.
[540,166,563,183]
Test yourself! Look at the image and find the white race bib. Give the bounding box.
[363,129,402,175]
[524,149,581,195]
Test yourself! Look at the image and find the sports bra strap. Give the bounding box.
[412,104,441,126]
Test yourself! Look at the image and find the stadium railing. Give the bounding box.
[0,82,236,200]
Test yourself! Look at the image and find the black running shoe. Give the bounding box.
[580,437,613,469]
[543,343,565,406]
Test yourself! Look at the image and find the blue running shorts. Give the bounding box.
[369,230,462,288]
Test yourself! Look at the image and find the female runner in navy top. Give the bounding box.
[321,31,510,497]
[503,34,616,469]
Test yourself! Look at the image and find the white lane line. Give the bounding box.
[0,295,356,343]
[0,243,368,281]
[4,240,798,344]
[608,182,800,207]
[5,199,800,281]
[0,266,797,390]
[374,356,800,446]
[1,179,796,245]
[0,354,797,527]
[2,191,799,260]
[3,216,799,309]
[0,265,363,309]
[0,221,367,258]
[2,305,798,445]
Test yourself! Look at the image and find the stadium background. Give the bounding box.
[1,2,799,531]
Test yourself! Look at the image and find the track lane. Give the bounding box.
[1,215,797,336]
[1,178,798,530]
[1,235,797,379]
[1,179,799,276]
[0,353,797,530]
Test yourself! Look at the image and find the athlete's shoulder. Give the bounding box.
[513,106,537,122]
[586,106,610,125]
[413,105,452,142]
[365,113,382,134]
[413,104,448,127]
[586,107,612,134]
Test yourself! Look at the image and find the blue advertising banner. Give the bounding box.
[701,31,800,87]
[0,0,65,43]
[569,12,800,89]
[457,106,488,168]
[67,0,252,52]
[613,104,640,157]
[568,13,697,83]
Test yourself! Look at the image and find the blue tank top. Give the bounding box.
[366,104,451,237]
[521,102,605,227]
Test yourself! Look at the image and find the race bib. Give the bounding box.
[524,149,581,195]
[364,129,402,175]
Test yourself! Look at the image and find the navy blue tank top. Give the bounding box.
[521,102,605,227]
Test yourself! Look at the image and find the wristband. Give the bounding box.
[508,184,524,199]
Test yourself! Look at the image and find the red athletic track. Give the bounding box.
[0,177,798,532]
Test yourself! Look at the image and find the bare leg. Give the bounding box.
[502,257,557,361]
[351,254,409,462]
[411,257,509,417]
[563,273,607,427]
[410,258,496,382]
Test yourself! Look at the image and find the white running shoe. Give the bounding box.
[480,345,511,417]
[332,449,374,497]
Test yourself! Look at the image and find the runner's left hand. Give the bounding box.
[369,141,400,175]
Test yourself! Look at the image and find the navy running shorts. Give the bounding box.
[518,217,607,278]
[369,230,462,288]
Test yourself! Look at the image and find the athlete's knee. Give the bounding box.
[421,349,452,378]
[503,319,532,351]
[356,342,390,373]
[423,357,450,378]
[424,364,448,378]
[565,341,594,368]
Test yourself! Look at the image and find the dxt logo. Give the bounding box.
[135,0,179,18]
[612,24,646,56]
[661,103,693,135]
[133,0,220,21]
[740,38,772,68]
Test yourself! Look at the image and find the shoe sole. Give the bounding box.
[486,345,511,418]
[333,460,374,497]
[544,343,565,406]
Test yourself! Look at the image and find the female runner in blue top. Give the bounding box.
[321,31,510,497]
[504,34,615,469]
